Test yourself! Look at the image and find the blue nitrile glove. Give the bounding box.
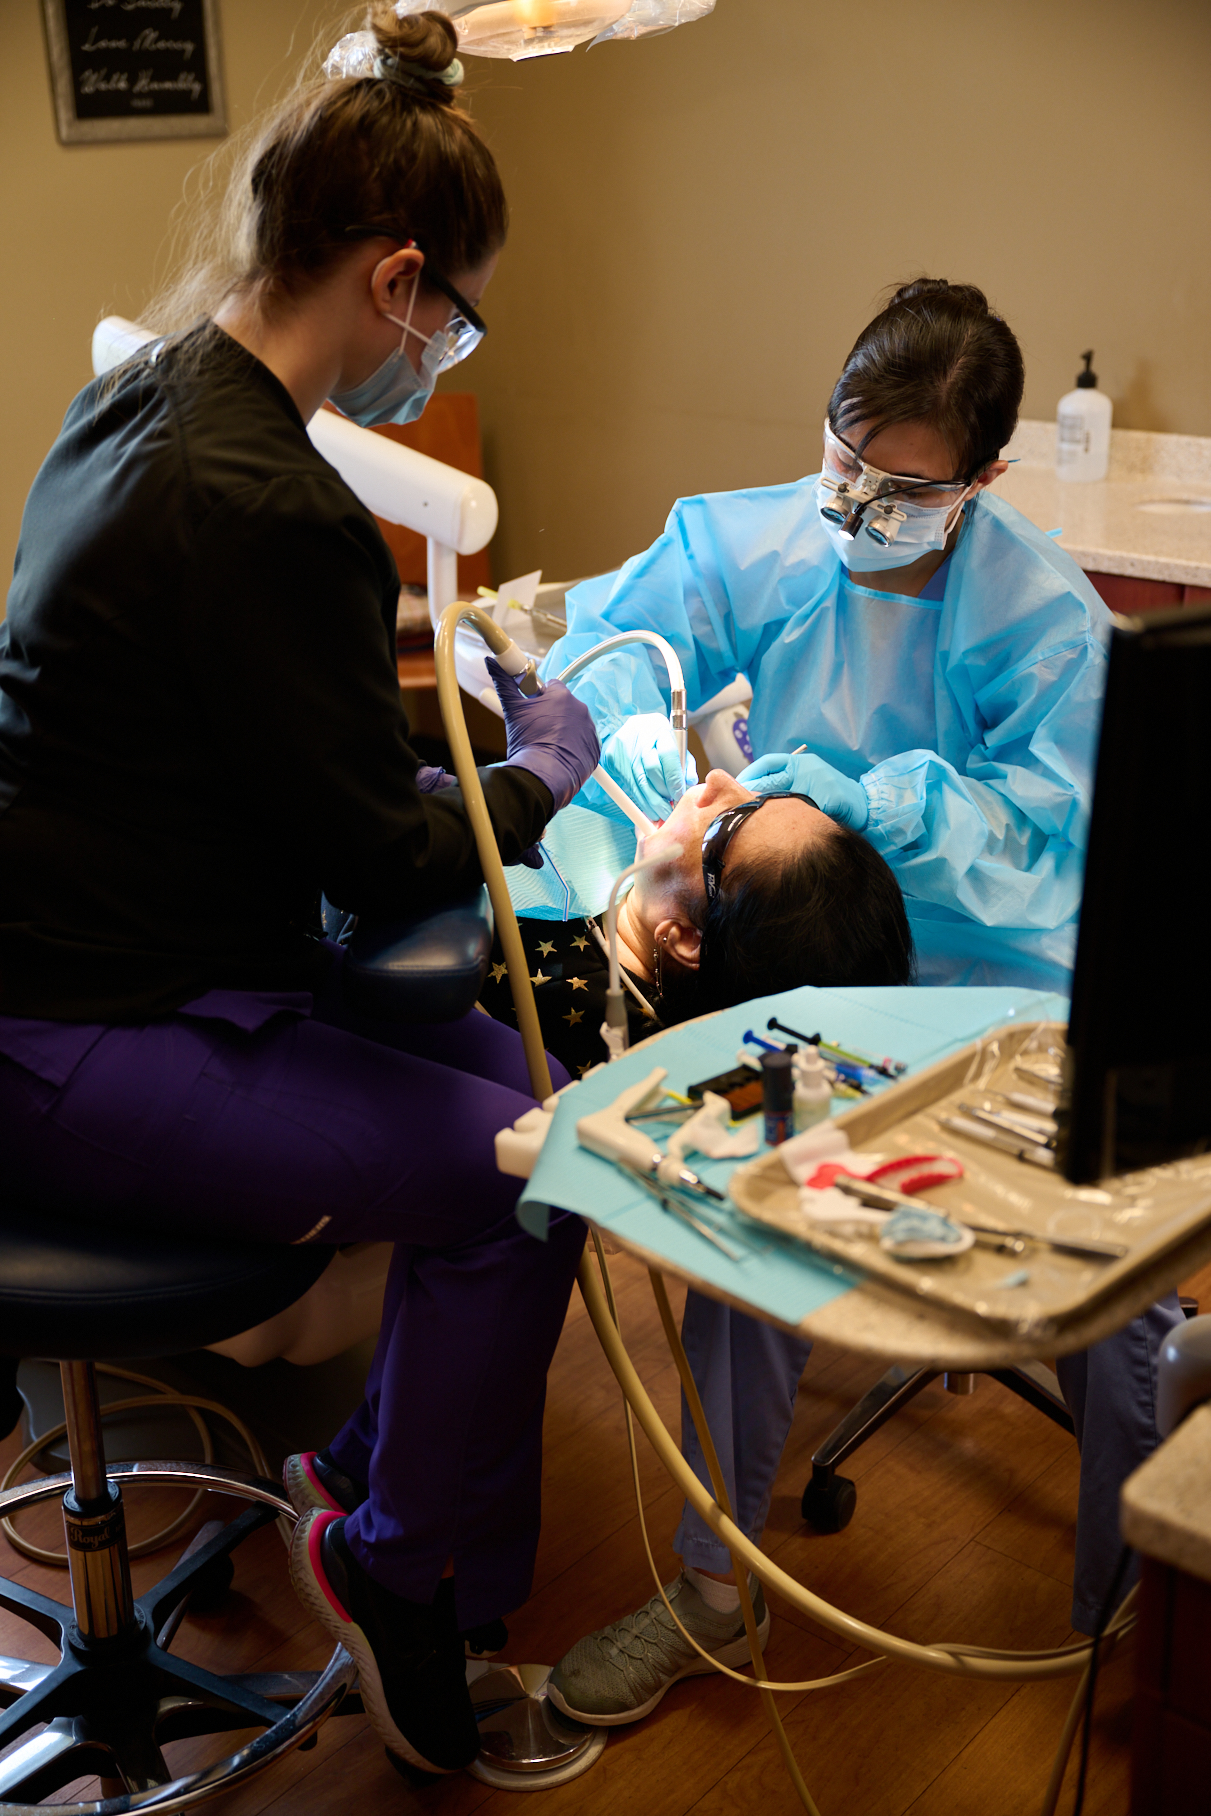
[738,750,870,831]
[598,713,698,824]
[485,657,600,813]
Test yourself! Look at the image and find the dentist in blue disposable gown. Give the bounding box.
[551,278,1103,996]
[545,279,1183,1728]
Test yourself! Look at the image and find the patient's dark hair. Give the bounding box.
[655,821,914,1023]
[828,278,1024,481]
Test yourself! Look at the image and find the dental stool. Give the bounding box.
[0,1210,348,1812]
[0,899,495,1810]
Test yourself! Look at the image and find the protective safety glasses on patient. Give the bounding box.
[816,420,977,571]
[701,792,817,903]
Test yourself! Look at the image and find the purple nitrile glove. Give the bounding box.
[415,764,457,793]
[484,657,601,813]
[737,750,870,830]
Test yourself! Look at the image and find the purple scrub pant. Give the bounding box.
[0,947,583,1630]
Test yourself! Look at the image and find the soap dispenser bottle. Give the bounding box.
[1056,351,1112,482]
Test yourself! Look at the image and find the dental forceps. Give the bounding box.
[619,1161,744,1262]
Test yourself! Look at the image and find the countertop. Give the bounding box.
[991,419,1211,588]
[1121,1402,1211,1583]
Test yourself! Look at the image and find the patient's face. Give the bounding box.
[635,769,833,921]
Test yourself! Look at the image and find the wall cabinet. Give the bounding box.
[1086,572,1211,614]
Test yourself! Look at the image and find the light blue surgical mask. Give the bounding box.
[814,479,971,572]
[329,279,444,427]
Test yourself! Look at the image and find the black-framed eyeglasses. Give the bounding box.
[345,226,487,371]
[701,792,819,903]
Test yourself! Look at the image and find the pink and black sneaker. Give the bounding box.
[289,1509,479,1775]
[283,1449,367,1518]
[283,1454,508,1660]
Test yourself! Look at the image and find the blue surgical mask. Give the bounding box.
[329,279,444,427]
[814,479,971,572]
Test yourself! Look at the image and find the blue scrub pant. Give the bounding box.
[0,948,583,1631]
[672,1288,1182,1634]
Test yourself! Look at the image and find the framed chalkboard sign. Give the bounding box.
[42,0,227,145]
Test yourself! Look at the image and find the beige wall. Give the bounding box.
[0,0,345,600]
[2,0,1210,597]
[462,0,1211,582]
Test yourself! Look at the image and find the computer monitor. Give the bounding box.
[1059,600,1211,1184]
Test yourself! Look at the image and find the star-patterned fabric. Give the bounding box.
[480,916,655,1076]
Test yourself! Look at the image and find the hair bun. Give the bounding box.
[888,277,992,316]
[370,5,461,90]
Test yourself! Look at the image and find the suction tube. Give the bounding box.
[433,602,553,1102]
[555,631,688,775]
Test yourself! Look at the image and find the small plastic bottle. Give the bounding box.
[1056,351,1112,483]
[760,1050,795,1146]
[793,1046,832,1133]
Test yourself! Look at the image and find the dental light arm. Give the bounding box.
[90,316,498,626]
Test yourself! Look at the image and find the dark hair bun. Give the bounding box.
[829,277,1024,478]
[369,5,461,95]
[888,277,994,317]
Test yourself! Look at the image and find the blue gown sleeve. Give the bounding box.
[861,512,1110,934]
[542,483,812,736]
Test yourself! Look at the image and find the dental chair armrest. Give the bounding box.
[340,888,494,1023]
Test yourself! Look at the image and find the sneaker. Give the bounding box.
[289,1510,479,1774]
[547,1571,769,1726]
[284,1457,510,1662]
[284,1449,368,1518]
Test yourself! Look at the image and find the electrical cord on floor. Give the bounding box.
[589,1234,830,1816]
[581,1241,1143,1816]
[1071,1547,1134,1816]
[1,1361,279,1566]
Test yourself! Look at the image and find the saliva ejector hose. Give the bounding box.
[474,628,688,835]
[601,844,682,1062]
[434,601,554,1101]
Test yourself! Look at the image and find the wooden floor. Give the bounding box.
[3,1260,1208,1816]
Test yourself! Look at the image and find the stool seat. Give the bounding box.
[0,1202,333,1361]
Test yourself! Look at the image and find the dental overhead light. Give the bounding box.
[394,0,715,61]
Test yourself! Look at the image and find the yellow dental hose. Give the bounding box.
[432,602,1128,1814]
[434,600,553,1103]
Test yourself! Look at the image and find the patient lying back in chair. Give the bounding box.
[485,767,914,1073]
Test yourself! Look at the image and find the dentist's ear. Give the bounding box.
[653,915,702,973]
[973,458,1009,491]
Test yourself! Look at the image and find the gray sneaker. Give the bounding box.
[547,1572,769,1726]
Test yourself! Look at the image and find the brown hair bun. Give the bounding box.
[369,6,461,99]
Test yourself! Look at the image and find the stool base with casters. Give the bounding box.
[0,1363,357,1813]
[802,1296,1201,1534]
[801,1360,1076,1535]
